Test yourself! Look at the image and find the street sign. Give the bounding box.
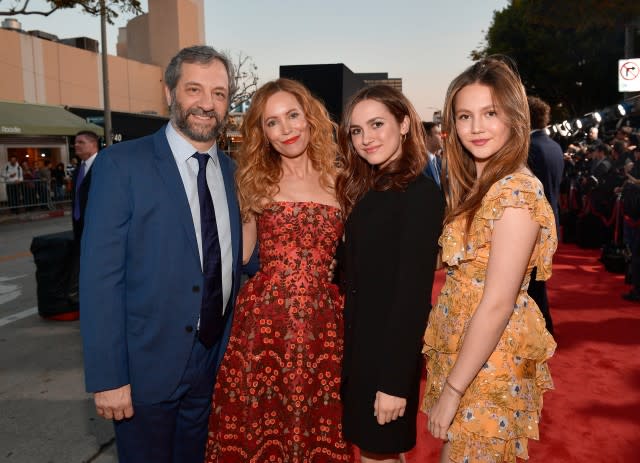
[619,59,640,92]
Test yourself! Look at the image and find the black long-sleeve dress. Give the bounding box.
[340,174,444,454]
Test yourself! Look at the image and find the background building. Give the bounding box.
[116,0,205,69]
[280,64,365,122]
[280,65,405,122]
[0,23,165,116]
[358,72,403,92]
[0,0,204,182]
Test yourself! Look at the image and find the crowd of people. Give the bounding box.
[1,154,82,213]
[553,119,640,301]
[75,45,574,463]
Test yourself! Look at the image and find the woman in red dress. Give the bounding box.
[204,78,352,462]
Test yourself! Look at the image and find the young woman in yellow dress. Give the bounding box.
[422,57,557,463]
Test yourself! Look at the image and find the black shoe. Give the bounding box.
[622,291,640,302]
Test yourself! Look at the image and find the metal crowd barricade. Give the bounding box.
[0,178,69,213]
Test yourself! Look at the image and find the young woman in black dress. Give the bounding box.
[335,85,444,462]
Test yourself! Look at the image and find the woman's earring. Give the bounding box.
[402,133,407,143]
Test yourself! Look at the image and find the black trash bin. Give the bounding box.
[30,230,79,320]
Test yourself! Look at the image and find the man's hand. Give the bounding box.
[328,258,337,281]
[373,391,406,425]
[94,384,134,421]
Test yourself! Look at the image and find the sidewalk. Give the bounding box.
[0,206,70,226]
[0,209,119,462]
[0,316,118,463]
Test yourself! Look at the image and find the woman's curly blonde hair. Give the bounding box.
[236,78,339,221]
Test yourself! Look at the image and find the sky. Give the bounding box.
[8,0,510,120]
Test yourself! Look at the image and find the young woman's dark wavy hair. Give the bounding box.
[335,85,427,216]
[441,56,530,232]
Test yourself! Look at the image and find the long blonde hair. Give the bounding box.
[442,56,530,231]
[235,78,338,221]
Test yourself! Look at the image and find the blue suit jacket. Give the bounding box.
[528,131,564,228]
[80,126,242,404]
[422,154,442,188]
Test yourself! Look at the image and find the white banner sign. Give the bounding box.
[619,59,640,92]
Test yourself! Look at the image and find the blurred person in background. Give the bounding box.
[71,131,99,243]
[21,160,36,210]
[423,121,444,188]
[37,159,52,208]
[52,162,67,201]
[2,155,22,213]
[527,95,564,335]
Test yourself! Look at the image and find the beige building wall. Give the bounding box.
[175,0,205,50]
[109,55,132,111]
[116,27,128,59]
[123,13,152,65]
[41,38,62,105]
[0,28,167,116]
[119,0,204,70]
[148,0,179,69]
[149,0,204,69]
[0,29,25,101]
[126,60,166,113]
[58,43,102,108]
[109,55,166,113]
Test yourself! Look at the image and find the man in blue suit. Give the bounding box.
[422,121,443,188]
[527,96,564,336]
[80,46,243,463]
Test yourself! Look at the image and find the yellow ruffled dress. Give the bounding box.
[422,172,558,463]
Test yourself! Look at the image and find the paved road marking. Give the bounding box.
[0,251,31,263]
[0,306,37,327]
[0,275,27,305]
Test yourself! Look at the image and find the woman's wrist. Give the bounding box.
[445,378,465,397]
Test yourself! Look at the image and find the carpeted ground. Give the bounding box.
[403,243,640,463]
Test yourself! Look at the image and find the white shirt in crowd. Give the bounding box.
[3,162,23,183]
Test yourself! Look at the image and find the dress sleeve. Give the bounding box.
[473,174,558,280]
[377,179,445,397]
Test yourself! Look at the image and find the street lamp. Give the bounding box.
[100,0,112,147]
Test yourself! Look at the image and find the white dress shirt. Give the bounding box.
[165,123,233,313]
[427,151,441,185]
[83,152,98,172]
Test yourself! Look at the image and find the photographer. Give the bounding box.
[575,142,620,248]
[620,146,640,302]
[560,143,592,243]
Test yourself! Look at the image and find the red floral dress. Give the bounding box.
[205,202,352,463]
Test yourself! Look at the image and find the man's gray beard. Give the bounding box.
[170,98,227,143]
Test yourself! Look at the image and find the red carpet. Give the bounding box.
[404,243,640,462]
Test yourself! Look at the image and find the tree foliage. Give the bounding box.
[472,0,640,119]
[229,51,259,111]
[0,0,142,23]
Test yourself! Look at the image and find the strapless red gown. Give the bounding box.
[205,202,352,463]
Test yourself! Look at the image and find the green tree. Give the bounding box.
[0,0,142,23]
[472,0,640,119]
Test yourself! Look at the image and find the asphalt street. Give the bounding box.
[0,213,117,463]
